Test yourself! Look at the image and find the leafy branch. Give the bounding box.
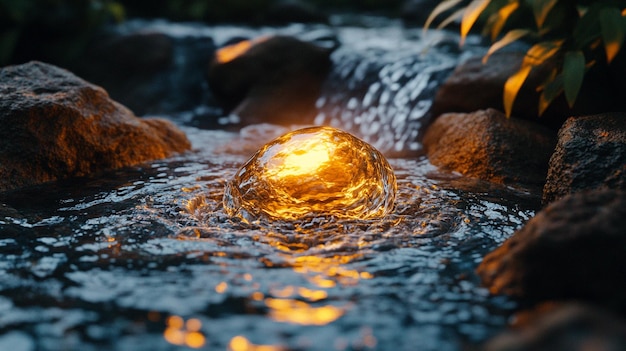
[425,0,626,117]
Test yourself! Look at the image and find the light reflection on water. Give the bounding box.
[0,126,538,351]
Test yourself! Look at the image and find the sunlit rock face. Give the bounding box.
[224,126,396,221]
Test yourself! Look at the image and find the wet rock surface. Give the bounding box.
[0,61,191,192]
[477,189,626,309]
[423,109,556,188]
[207,35,333,126]
[484,303,626,351]
[543,113,626,204]
[431,52,618,130]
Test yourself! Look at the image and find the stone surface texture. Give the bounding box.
[543,113,626,204]
[485,303,626,351]
[76,23,216,116]
[207,35,332,126]
[423,108,556,188]
[477,189,626,309]
[0,61,191,192]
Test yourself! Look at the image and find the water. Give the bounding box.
[0,19,537,351]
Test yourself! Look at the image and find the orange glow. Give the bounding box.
[224,126,396,221]
[251,292,265,301]
[270,286,295,298]
[298,287,328,301]
[216,40,252,63]
[264,298,344,326]
[266,140,332,180]
[291,254,373,287]
[185,332,206,348]
[167,316,184,329]
[186,318,202,332]
[163,315,206,349]
[215,37,268,63]
[164,327,185,346]
[215,281,228,293]
[229,336,285,351]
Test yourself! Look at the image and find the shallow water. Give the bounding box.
[1,19,537,351]
[0,126,538,351]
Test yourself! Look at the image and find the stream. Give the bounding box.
[0,18,538,351]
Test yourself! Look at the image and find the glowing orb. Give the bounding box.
[224,126,396,221]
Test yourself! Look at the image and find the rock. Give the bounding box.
[485,303,626,351]
[543,113,626,204]
[207,35,333,126]
[75,20,216,116]
[0,61,191,192]
[422,108,556,188]
[476,189,626,309]
[431,52,619,130]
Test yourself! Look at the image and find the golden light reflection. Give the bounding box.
[292,254,373,287]
[215,281,228,293]
[163,316,206,349]
[229,335,285,351]
[267,140,332,179]
[216,36,268,63]
[264,298,344,326]
[224,126,396,221]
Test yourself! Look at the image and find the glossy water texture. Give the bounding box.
[224,126,396,221]
[0,127,538,351]
[0,21,535,351]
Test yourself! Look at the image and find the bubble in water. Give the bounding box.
[224,126,397,221]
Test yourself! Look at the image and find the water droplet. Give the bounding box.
[224,126,396,221]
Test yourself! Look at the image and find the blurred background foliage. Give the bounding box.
[0,0,124,65]
[0,0,404,66]
[426,0,626,116]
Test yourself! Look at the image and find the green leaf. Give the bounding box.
[504,65,532,117]
[562,51,585,108]
[573,3,604,49]
[532,0,559,29]
[483,29,531,64]
[424,0,464,32]
[538,72,563,116]
[600,7,625,63]
[106,1,126,23]
[461,0,492,46]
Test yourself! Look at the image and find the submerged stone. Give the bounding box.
[224,126,396,221]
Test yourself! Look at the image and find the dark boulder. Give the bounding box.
[543,113,626,204]
[431,52,620,130]
[423,108,556,188]
[485,303,626,351]
[0,61,191,192]
[75,21,216,116]
[207,35,333,126]
[477,189,626,309]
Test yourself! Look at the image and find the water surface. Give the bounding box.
[0,20,536,351]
